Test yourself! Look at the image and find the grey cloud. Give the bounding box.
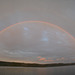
[0,0,75,63]
[0,0,75,37]
[0,22,75,63]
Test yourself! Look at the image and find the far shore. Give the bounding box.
[0,61,75,67]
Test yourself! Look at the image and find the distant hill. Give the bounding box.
[0,61,75,67]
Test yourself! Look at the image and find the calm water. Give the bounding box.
[0,66,75,75]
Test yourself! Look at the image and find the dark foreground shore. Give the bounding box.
[0,61,75,67]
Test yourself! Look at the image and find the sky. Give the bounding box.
[0,0,75,63]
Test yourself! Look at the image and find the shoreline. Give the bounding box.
[0,61,75,67]
[0,65,75,68]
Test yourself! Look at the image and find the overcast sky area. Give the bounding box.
[0,0,75,63]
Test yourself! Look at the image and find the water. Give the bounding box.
[0,66,75,75]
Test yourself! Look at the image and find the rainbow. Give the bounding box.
[0,21,75,41]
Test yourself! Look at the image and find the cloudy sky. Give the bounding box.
[0,0,75,63]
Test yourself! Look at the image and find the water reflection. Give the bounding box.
[0,66,75,75]
[37,68,47,75]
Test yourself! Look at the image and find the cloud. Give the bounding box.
[56,57,65,61]
[37,56,41,58]
[0,22,75,63]
[38,57,54,62]
[39,58,46,61]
